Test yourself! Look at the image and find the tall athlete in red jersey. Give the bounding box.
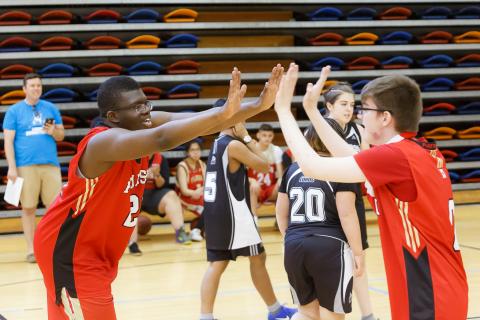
[34,65,284,319]
[275,64,468,320]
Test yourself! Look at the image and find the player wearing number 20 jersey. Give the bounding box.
[34,126,149,319]
[280,162,357,314]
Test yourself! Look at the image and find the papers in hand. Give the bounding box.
[4,177,24,207]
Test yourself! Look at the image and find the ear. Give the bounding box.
[326,102,334,111]
[105,110,121,124]
[382,111,394,127]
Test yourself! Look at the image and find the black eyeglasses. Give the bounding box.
[355,106,393,115]
[111,101,153,113]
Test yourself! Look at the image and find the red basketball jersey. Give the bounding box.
[247,144,282,188]
[144,152,163,190]
[34,126,149,305]
[176,160,204,207]
[355,136,468,320]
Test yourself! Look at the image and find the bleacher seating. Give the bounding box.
[0,0,479,232]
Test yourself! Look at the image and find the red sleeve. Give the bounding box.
[354,144,417,201]
[151,153,162,166]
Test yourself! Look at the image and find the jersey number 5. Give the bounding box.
[204,172,217,202]
[290,187,326,223]
[123,195,140,228]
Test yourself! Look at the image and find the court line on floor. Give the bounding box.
[461,244,480,251]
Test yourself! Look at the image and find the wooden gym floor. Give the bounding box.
[0,205,479,320]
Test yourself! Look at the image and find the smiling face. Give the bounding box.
[326,92,355,127]
[23,77,42,104]
[357,97,387,145]
[106,89,152,131]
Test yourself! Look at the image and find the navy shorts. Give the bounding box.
[207,243,265,262]
[284,235,353,314]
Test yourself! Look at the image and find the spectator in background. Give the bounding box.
[3,73,64,263]
[176,140,206,241]
[133,152,191,253]
[248,124,283,217]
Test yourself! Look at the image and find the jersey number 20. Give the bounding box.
[290,187,326,223]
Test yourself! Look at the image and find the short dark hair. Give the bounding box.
[23,73,41,86]
[361,75,422,132]
[304,118,345,155]
[97,76,141,117]
[258,123,274,132]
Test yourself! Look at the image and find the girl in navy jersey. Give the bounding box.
[276,121,364,320]
[323,84,377,320]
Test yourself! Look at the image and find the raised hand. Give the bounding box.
[255,64,284,111]
[303,65,331,114]
[274,63,299,115]
[219,67,247,120]
[232,122,249,140]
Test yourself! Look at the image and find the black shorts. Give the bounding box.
[355,189,369,250]
[284,235,353,314]
[357,207,369,250]
[207,243,264,262]
[141,188,172,216]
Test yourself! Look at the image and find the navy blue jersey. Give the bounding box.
[344,122,367,221]
[279,162,356,242]
[344,122,362,153]
[203,134,261,250]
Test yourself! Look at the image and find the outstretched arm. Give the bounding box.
[150,65,284,133]
[274,63,366,183]
[79,70,245,178]
[302,66,357,157]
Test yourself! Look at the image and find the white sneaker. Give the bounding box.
[190,228,203,241]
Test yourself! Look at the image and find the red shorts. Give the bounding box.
[46,288,116,320]
[259,184,277,203]
[35,238,117,320]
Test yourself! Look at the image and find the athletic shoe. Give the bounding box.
[26,253,36,263]
[268,305,297,320]
[128,242,142,256]
[176,227,192,245]
[190,228,203,241]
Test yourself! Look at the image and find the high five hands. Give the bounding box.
[303,65,331,114]
[219,64,284,120]
[219,67,248,120]
[274,63,332,115]
[255,64,284,111]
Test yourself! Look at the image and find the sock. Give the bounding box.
[268,301,282,315]
[200,313,214,320]
[362,314,376,320]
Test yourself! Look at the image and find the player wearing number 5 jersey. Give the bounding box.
[276,122,364,320]
[34,65,284,320]
[200,122,296,320]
